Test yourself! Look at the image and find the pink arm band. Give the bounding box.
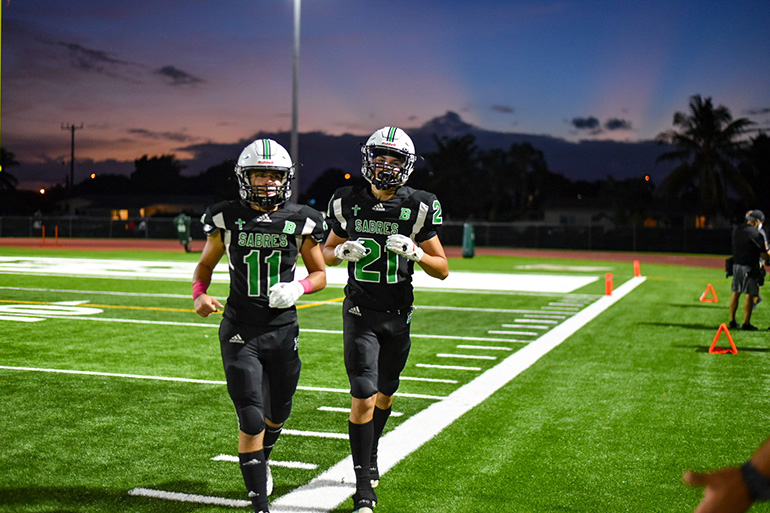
[192,280,208,299]
[299,278,313,294]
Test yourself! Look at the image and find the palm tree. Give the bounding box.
[655,94,755,225]
[0,148,20,190]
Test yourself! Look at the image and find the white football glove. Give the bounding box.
[385,234,424,262]
[268,281,305,309]
[334,240,368,262]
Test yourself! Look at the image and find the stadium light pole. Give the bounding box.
[290,0,301,201]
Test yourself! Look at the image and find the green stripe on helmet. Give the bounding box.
[387,127,397,142]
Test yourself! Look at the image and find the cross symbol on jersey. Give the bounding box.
[235,218,246,230]
[352,205,361,216]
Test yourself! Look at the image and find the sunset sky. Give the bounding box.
[2,0,769,189]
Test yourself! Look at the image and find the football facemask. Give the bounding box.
[239,168,292,209]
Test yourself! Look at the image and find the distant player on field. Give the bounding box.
[323,126,449,513]
[192,139,327,513]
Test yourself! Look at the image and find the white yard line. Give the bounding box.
[415,363,482,371]
[399,375,458,384]
[128,488,250,508]
[487,329,539,336]
[0,315,45,322]
[456,345,514,351]
[437,353,497,360]
[212,455,319,470]
[317,406,404,418]
[269,277,646,513]
[283,429,348,440]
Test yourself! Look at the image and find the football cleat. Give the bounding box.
[352,489,377,513]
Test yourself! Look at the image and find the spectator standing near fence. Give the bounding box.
[728,210,769,331]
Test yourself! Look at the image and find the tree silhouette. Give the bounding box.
[195,160,239,202]
[0,148,20,190]
[131,155,185,194]
[478,144,550,221]
[417,134,479,220]
[504,142,550,217]
[76,174,132,195]
[655,94,755,225]
[738,132,770,218]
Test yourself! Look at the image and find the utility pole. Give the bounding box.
[61,123,83,191]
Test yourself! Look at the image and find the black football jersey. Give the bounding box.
[202,200,327,326]
[327,184,443,311]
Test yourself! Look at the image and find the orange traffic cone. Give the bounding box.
[700,283,718,303]
[709,323,738,354]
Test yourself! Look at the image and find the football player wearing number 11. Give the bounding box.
[323,127,449,513]
[193,139,327,513]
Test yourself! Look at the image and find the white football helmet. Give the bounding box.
[234,139,295,208]
[360,126,417,190]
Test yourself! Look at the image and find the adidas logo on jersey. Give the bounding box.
[229,333,245,344]
[348,306,362,316]
[254,213,272,223]
[371,203,386,211]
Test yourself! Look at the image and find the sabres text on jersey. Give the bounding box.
[354,219,399,235]
[237,232,289,248]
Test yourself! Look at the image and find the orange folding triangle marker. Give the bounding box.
[700,283,718,303]
[709,323,738,354]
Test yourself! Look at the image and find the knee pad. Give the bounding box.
[236,404,265,436]
[378,376,400,398]
[350,375,377,399]
[225,361,265,435]
[269,398,293,426]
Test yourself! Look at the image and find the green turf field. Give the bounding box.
[1,247,768,513]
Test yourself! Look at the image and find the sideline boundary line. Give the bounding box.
[270,277,646,513]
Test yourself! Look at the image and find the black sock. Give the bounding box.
[239,450,268,512]
[370,406,392,471]
[263,425,283,461]
[348,420,374,489]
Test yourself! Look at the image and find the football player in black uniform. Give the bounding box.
[193,139,327,513]
[323,127,449,513]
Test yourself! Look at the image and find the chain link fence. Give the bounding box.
[0,216,732,255]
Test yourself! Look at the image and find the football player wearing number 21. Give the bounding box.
[192,139,327,513]
[323,127,449,513]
